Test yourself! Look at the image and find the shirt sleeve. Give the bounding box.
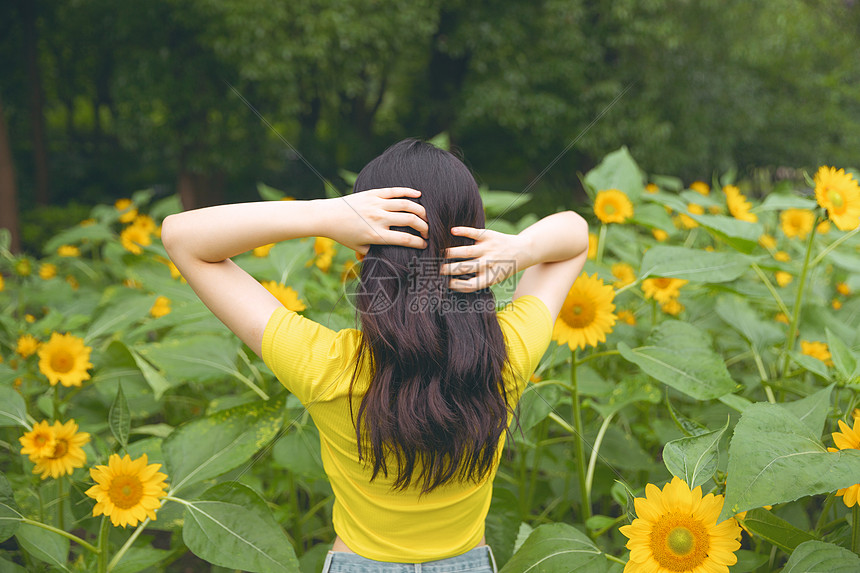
[261,306,361,405]
[496,295,554,394]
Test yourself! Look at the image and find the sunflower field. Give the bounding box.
[1,147,860,573]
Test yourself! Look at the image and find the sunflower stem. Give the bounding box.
[596,224,607,264]
[809,224,860,268]
[852,505,860,556]
[780,217,819,377]
[604,553,627,566]
[585,412,615,503]
[97,515,110,573]
[57,476,65,531]
[814,493,836,535]
[570,350,592,528]
[750,262,791,318]
[107,517,150,571]
[20,517,100,554]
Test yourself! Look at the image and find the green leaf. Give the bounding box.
[127,346,172,399]
[780,385,833,437]
[721,403,860,522]
[109,381,131,448]
[582,146,644,201]
[0,473,21,543]
[517,383,563,432]
[338,168,358,187]
[0,555,28,573]
[782,540,860,573]
[485,488,521,567]
[715,296,784,351]
[688,214,762,253]
[739,508,816,553]
[271,424,325,480]
[0,385,28,428]
[827,328,859,382]
[617,321,737,400]
[499,523,611,573]
[428,132,450,150]
[630,203,675,233]
[756,193,817,211]
[86,290,156,342]
[42,222,114,254]
[163,394,286,493]
[663,417,730,489]
[112,547,173,573]
[257,182,286,201]
[136,334,241,384]
[15,523,71,572]
[730,549,769,573]
[640,246,750,283]
[480,187,532,218]
[182,483,299,573]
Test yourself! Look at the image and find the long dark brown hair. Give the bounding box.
[348,139,513,494]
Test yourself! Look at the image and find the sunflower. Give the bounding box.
[86,453,168,527]
[641,277,688,304]
[30,420,90,480]
[773,251,790,262]
[611,263,636,288]
[150,296,171,318]
[617,310,637,326]
[801,340,833,366]
[757,234,777,250]
[16,334,40,358]
[37,332,93,387]
[552,273,616,351]
[66,275,80,290]
[120,224,152,255]
[652,229,669,242]
[132,214,157,235]
[645,183,659,194]
[39,263,57,280]
[775,312,789,325]
[620,476,741,573]
[814,166,860,231]
[828,418,860,507]
[661,299,684,316]
[341,259,360,283]
[587,232,598,259]
[816,220,831,235]
[261,281,307,311]
[775,271,792,287]
[19,420,57,461]
[690,181,710,196]
[253,243,275,257]
[594,189,634,224]
[832,299,842,310]
[115,199,138,223]
[779,209,815,239]
[57,245,80,257]
[723,185,758,223]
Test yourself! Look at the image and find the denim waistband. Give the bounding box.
[321,545,498,573]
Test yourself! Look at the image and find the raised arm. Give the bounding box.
[161,188,428,356]
[441,211,589,320]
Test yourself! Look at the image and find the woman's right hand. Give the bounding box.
[325,187,429,254]
[439,226,531,292]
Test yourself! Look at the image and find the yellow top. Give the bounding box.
[261,294,553,562]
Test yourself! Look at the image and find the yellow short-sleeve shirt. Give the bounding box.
[261,294,552,562]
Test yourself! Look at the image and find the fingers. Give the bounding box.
[384,229,427,250]
[387,199,427,226]
[373,186,422,199]
[450,226,484,240]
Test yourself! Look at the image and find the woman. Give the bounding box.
[162,139,588,572]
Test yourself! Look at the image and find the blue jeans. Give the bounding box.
[321,546,498,573]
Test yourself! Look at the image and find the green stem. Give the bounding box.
[781,219,818,377]
[593,513,629,538]
[752,350,776,404]
[750,263,791,317]
[651,299,658,326]
[595,224,607,264]
[57,476,65,531]
[576,350,621,365]
[20,518,99,554]
[53,385,60,421]
[108,517,150,571]
[97,516,110,573]
[815,493,836,535]
[853,505,860,556]
[570,350,592,526]
[604,553,627,566]
[585,412,615,503]
[810,224,860,267]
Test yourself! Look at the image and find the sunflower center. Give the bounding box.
[108,475,144,509]
[48,439,68,460]
[50,350,75,373]
[604,203,617,215]
[35,434,50,447]
[653,278,672,289]
[828,189,845,210]
[650,513,709,571]
[562,297,596,328]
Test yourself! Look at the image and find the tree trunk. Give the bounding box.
[22,0,50,205]
[0,98,21,253]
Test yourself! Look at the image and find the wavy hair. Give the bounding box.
[349,139,513,494]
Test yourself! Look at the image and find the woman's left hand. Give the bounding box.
[325,187,429,254]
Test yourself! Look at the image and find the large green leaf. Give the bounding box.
[86,289,156,342]
[112,547,173,573]
[617,321,737,400]
[639,246,750,283]
[688,214,762,253]
[663,417,730,489]
[0,386,28,428]
[630,203,675,233]
[480,188,533,218]
[0,473,21,543]
[500,523,611,573]
[135,334,241,384]
[755,193,817,211]
[163,394,286,493]
[16,523,71,572]
[485,488,521,568]
[582,146,644,201]
[779,385,833,438]
[739,508,816,553]
[715,296,783,351]
[109,381,131,448]
[271,424,325,480]
[782,540,860,573]
[827,328,859,382]
[720,403,860,522]
[182,483,299,573]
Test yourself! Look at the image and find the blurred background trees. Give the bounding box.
[1,0,859,252]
